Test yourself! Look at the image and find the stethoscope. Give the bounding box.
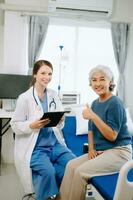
[33,87,56,110]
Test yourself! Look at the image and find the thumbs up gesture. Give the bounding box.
[82,104,94,120]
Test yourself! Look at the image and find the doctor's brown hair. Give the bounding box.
[30,60,53,86]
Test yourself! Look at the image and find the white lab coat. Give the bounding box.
[10,86,65,193]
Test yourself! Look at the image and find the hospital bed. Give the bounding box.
[85,160,133,200]
[62,115,133,200]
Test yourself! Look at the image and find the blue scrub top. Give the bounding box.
[34,91,57,148]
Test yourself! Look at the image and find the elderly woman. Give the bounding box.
[58,65,132,200]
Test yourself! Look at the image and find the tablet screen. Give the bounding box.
[41,111,69,127]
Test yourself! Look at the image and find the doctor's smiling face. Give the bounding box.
[31,60,53,89]
[34,64,53,88]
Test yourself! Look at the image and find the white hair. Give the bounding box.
[89,65,115,91]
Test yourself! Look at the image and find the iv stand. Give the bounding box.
[58,45,64,97]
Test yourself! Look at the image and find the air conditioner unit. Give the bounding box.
[0,0,56,13]
[60,92,80,105]
[0,0,113,19]
[53,0,113,19]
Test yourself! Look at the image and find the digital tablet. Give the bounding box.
[40,111,70,127]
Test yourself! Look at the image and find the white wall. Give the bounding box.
[3,11,28,74]
[0,10,4,71]
[125,23,133,118]
[1,11,29,163]
[111,0,133,22]
[1,125,14,163]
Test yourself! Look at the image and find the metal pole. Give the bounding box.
[58,45,64,97]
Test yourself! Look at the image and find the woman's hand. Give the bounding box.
[88,149,103,160]
[82,104,95,120]
[29,118,50,129]
[88,149,98,160]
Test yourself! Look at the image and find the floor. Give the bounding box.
[0,163,25,200]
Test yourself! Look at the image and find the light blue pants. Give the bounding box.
[30,142,76,200]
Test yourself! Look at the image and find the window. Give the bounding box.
[39,20,118,104]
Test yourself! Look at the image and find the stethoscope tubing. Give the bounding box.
[32,87,56,109]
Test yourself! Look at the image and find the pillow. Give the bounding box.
[126,108,133,136]
[64,104,88,135]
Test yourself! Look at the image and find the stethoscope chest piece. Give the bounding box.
[33,87,56,111]
[49,98,56,110]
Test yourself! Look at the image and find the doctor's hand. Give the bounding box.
[82,104,95,120]
[29,118,50,129]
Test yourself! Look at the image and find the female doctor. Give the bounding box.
[11,60,75,200]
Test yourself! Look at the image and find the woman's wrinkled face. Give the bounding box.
[34,64,53,88]
[90,71,111,96]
